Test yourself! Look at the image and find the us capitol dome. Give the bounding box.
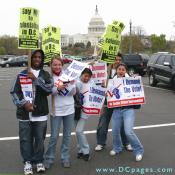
[61,5,106,47]
[88,5,105,37]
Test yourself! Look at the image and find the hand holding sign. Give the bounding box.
[55,80,66,90]
[24,102,34,112]
[27,72,37,81]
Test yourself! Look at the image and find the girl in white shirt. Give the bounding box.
[75,68,93,161]
[44,57,76,169]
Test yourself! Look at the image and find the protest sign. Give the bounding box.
[107,76,145,108]
[89,62,107,84]
[42,26,61,63]
[81,84,106,115]
[19,73,33,103]
[54,79,74,96]
[99,21,125,64]
[59,60,88,82]
[18,7,39,49]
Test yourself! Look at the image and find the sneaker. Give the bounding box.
[83,154,90,161]
[77,153,83,159]
[62,162,71,168]
[24,161,33,175]
[36,163,45,173]
[95,145,104,151]
[136,154,143,162]
[44,161,52,169]
[125,144,133,151]
[109,150,117,156]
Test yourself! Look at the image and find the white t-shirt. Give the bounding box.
[76,79,95,119]
[29,68,48,122]
[52,73,75,116]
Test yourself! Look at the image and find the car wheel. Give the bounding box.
[128,68,135,76]
[139,72,146,77]
[149,73,157,86]
[5,64,9,68]
[172,77,175,92]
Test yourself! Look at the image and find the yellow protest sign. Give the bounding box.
[18,7,39,49]
[42,26,61,63]
[99,21,125,64]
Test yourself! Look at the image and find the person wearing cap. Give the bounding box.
[95,53,133,152]
[10,49,53,175]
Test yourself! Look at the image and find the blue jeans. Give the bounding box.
[19,120,47,164]
[96,107,129,146]
[112,108,144,155]
[75,118,90,154]
[44,113,74,164]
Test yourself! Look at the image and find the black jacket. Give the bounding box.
[10,69,53,120]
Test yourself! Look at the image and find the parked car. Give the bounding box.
[0,55,28,67]
[62,54,73,64]
[73,56,82,62]
[147,53,175,90]
[122,54,148,76]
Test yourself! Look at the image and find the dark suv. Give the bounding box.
[0,55,28,67]
[147,53,175,90]
[122,54,148,76]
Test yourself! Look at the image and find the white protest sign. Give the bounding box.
[54,79,75,96]
[59,60,88,82]
[89,62,107,84]
[107,76,145,108]
[81,84,106,115]
[19,73,33,103]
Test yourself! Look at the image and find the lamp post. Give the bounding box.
[129,19,132,54]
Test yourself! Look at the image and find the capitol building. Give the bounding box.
[61,6,106,47]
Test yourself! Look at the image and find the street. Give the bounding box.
[0,67,175,175]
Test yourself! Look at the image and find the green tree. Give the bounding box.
[86,41,91,49]
[0,47,6,55]
[120,35,144,53]
[74,42,85,49]
[150,34,167,52]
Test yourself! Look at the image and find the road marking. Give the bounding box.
[0,79,13,81]
[143,85,172,92]
[0,122,175,141]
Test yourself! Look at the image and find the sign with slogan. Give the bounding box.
[81,84,106,115]
[19,73,33,103]
[18,7,39,49]
[89,62,107,84]
[42,25,61,63]
[59,60,88,82]
[54,79,75,96]
[107,76,145,108]
[99,20,125,64]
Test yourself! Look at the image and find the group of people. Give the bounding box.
[10,49,144,175]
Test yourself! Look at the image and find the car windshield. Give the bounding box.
[3,57,12,61]
[123,55,142,61]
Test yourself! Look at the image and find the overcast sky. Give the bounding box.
[0,0,175,39]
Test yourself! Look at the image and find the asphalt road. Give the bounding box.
[0,67,175,175]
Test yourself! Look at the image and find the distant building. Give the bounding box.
[61,5,105,47]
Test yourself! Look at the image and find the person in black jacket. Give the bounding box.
[10,49,53,175]
[95,53,133,152]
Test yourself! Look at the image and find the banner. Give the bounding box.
[59,60,88,82]
[89,62,107,84]
[54,80,74,96]
[99,20,125,64]
[81,84,106,115]
[18,7,39,49]
[107,76,145,108]
[19,73,33,103]
[42,26,61,63]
